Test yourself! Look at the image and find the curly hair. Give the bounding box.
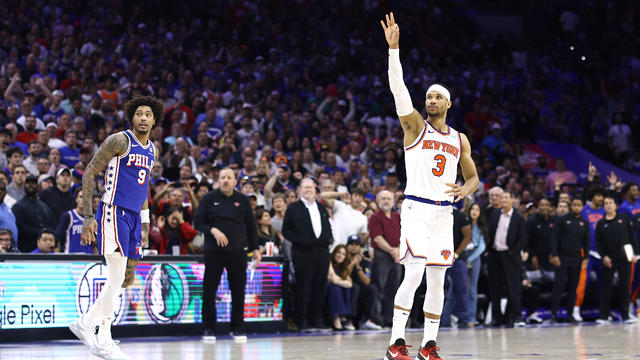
[124,96,165,125]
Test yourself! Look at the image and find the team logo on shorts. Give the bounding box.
[441,250,451,260]
[143,264,190,323]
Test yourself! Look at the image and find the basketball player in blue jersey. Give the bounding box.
[56,188,94,254]
[69,96,164,360]
[381,13,479,360]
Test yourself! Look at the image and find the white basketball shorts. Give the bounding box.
[398,198,454,267]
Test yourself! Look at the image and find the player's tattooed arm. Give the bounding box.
[82,133,128,216]
[122,258,140,288]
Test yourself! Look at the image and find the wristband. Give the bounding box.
[141,209,150,223]
[83,214,94,219]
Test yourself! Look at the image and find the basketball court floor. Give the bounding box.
[1,323,638,359]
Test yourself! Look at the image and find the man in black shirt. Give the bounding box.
[194,168,261,341]
[441,208,473,327]
[595,195,636,323]
[549,198,590,323]
[39,168,75,238]
[526,198,555,270]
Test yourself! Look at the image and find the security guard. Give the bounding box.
[549,198,589,323]
[595,195,636,323]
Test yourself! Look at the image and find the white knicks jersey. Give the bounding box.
[403,121,461,202]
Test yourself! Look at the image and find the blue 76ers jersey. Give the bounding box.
[101,130,155,212]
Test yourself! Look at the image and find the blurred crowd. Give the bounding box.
[0,0,639,330]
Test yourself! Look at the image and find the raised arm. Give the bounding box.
[81,132,128,246]
[381,12,424,145]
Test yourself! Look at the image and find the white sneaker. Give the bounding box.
[231,331,247,342]
[526,312,543,324]
[514,320,526,327]
[572,306,583,322]
[595,318,610,325]
[201,329,216,343]
[343,323,356,331]
[69,315,95,348]
[90,340,130,360]
[360,319,382,330]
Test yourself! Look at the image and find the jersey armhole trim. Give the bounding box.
[405,123,427,151]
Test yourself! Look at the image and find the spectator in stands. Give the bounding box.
[6,164,27,204]
[441,208,473,328]
[16,115,38,145]
[23,140,42,176]
[254,207,279,254]
[485,186,504,219]
[282,178,333,331]
[13,174,55,252]
[465,203,487,325]
[30,228,56,254]
[0,228,18,253]
[608,112,632,166]
[595,196,636,324]
[327,244,355,331]
[152,206,197,255]
[487,190,527,327]
[153,186,193,222]
[56,188,93,254]
[5,147,24,174]
[39,167,75,225]
[59,130,80,167]
[344,235,380,330]
[320,188,369,250]
[369,190,401,327]
[47,147,65,177]
[0,180,18,240]
[545,159,577,194]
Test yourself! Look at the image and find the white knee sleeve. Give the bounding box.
[394,263,425,310]
[85,254,128,325]
[423,267,447,315]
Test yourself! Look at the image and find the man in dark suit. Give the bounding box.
[487,190,527,327]
[282,178,333,331]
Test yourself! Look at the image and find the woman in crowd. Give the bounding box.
[327,245,355,331]
[255,207,279,255]
[465,203,487,324]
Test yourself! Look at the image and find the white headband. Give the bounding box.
[426,84,451,101]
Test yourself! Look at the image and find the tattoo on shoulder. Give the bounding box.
[87,133,128,174]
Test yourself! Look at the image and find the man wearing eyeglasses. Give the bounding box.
[0,228,17,253]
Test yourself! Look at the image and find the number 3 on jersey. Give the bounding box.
[432,155,446,177]
[137,169,147,185]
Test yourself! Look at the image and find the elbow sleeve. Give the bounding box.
[387,49,414,117]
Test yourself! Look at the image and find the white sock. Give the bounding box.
[97,317,113,345]
[422,317,440,347]
[389,308,411,346]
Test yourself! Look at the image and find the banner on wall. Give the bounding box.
[0,261,283,329]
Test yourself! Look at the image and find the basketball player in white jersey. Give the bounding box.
[381,13,479,360]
